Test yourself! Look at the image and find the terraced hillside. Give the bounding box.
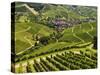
[11,2,97,73]
[60,22,97,43]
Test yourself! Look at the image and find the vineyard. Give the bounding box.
[11,2,97,73]
[15,49,97,73]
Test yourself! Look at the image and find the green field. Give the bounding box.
[15,22,55,53]
[11,2,97,73]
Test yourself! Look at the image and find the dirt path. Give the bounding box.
[72,26,74,33]
[73,33,85,43]
[72,25,85,43]
[24,4,39,15]
[16,45,34,55]
[15,26,31,34]
[15,4,39,15]
[86,32,93,38]
[90,23,94,31]
[24,36,33,46]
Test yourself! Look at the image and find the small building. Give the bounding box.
[52,18,69,31]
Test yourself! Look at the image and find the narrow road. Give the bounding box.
[90,23,94,31]
[15,26,31,34]
[86,32,93,38]
[15,4,39,16]
[24,4,39,15]
[73,33,85,43]
[16,45,34,55]
[24,36,33,46]
[72,26,74,33]
[72,25,84,43]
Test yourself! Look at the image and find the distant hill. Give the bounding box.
[14,3,97,23]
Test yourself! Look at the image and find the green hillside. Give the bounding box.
[15,22,54,53]
[11,2,97,73]
[60,22,96,43]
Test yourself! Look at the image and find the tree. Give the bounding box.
[39,36,49,45]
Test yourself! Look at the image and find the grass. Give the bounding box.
[88,29,97,37]
[81,23,92,31]
[76,32,92,42]
[60,22,96,43]
[21,42,76,58]
[59,34,81,43]
[15,40,31,53]
[15,22,54,53]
